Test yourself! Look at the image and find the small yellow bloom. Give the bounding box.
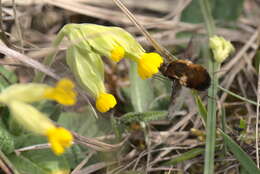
[95,93,117,112]
[209,35,235,63]
[110,45,125,62]
[9,101,73,155]
[45,127,73,155]
[137,52,163,79]
[44,79,77,106]
[0,79,77,106]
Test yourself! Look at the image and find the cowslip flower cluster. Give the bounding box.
[209,35,235,63]
[0,79,76,155]
[61,24,163,112]
[63,27,117,112]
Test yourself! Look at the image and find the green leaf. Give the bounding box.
[58,107,117,168]
[120,110,168,124]
[8,116,25,136]
[110,116,123,140]
[240,166,250,174]
[9,152,70,174]
[35,101,61,121]
[213,0,244,21]
[11,135,70,174]
[254,51,260,74]
[9,154,46,174]
[0,65,17,92]
[163,148,204,165]
[239,118,246,130]
[149,78,172,110]
[58,106,111,138]
[192,90,207,123]
[182,0,244,23]
[66,46,104,97]
[220,130,260,174]
[129,62,154,112]
[220,107,228,155]
[181,0,205,23]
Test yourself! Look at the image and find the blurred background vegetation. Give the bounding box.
[0,0,259,173]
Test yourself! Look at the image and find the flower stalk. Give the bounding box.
[199,0,217,173]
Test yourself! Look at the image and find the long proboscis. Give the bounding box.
[112,0,177,61]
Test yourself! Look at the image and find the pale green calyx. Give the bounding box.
[61,24,107,98]
[9,100,55,135]
[61,24,145,62]
[0,83,48,104]
[66,46,105,98]
[209,35,235,63]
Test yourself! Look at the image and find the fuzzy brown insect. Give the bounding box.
[160,59,211,91]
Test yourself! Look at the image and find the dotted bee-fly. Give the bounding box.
[160,59,211,91]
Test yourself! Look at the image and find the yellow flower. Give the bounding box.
[110,45,125,62]
[43,78,77,106]
[8,100,73,156]
[0,78,77,106]
[45,127,73,155]
[95,93,117,112]
[137,52,163,79]
[0,79,76,155]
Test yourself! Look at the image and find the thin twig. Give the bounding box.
[0,0,11,47]
[14,143,50,155]
[12,0,24,53]
[0,150,20,174]
[0,44,59,79]
[71,151,95,174]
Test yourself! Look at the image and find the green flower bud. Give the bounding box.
[209,35,235,63]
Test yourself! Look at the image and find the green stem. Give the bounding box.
[199,0,217,173]
[33,31,65,82]
[218,86,258,106]
[199,0,215,37]
[205,61,219,174]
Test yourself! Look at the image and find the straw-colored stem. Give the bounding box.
[256,27,260,168]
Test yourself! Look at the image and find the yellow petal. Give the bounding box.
[44,78,77,106]
[137,52,163,79]
[110,45,125,62]
[45,127,73,155]
[95,93,117,112]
